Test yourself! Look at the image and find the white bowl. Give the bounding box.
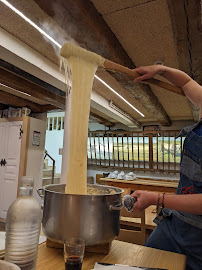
[0,261,20,270]
[125,175,134,180]
[117,174,125,179]
[111,173,118,179]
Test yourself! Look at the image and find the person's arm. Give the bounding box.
[134,65,202,115]
[131,190,202,215]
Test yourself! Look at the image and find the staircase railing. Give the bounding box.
[44,150,55,184]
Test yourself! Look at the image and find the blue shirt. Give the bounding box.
[193,119,202,136]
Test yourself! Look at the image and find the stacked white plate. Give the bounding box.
[92,262,141,269]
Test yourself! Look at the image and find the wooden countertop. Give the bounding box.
[36,240,186,270]
[98,178,178,193]
[121,205,157,230]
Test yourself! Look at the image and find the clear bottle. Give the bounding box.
[5,176,42,270]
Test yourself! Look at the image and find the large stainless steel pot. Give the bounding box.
[37,184,124,246]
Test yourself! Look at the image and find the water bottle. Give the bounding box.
[5,176,42,270]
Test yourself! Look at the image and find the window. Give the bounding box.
[46,116,65,131]
[87,131,184,173]
[49,118,52,131]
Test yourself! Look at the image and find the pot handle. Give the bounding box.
[37,187,44,198]
[109,203,123,211]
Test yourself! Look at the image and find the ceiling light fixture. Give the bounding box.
[0,0,62,48]
[1,0,145,117]
[95,76,145,117]
[0,83,31,96]
[109,100,141,126]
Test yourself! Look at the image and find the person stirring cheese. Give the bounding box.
[131,65,202,270]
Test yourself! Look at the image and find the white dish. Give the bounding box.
[116,176,124,179]
[117,172,125,179]
[92,263,140,269]
[125,176,134,180]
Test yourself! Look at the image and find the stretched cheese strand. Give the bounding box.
[60,43,104,194]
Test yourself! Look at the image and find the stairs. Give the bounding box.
[42,159,60,186]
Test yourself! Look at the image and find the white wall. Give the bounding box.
[44,112,65,174]
[26,117,46,202]
[45,129,64,173]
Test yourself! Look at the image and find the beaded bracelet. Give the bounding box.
[156,192,165,212]
[156,193,160,212]
[161,192,165,209]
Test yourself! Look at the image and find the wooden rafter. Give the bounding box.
[0,59,65,97]
[0,90,41,111]
[0,90,57,112]
[167,0,201,122]
[34,0,171,126]
[39,105,59,112]
[0,104,6,110]
[0,66,65,110]
[90,112,115,127]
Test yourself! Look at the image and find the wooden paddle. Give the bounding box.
[60,43,185,96]
[104,59,185,96]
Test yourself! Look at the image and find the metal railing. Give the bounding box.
[44,150,55,184]
[87,130,185,173]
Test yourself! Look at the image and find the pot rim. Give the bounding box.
[42,183,124,196]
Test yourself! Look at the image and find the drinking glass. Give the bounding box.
[64,238,85,270]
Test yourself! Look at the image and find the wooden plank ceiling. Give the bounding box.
[0,0,201,126]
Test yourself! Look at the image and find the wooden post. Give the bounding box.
[149,134,153,169]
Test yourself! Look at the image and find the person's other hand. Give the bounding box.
[131,190,158,212]
[133,65,161,83]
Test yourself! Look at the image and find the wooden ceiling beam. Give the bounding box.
[39,105,59,112]
[90,112,115,127]
[0,59,65,97]
[0,91,58,113]
[0,90,44,112]
[167,0,201,122]
[0,104,7,110]
[107,72,171,126]
[0,67,65,110]
[34,0,171,126]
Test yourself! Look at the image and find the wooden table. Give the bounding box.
[121,205,157,230]
[98,178,178,193]
[36,240,186,270]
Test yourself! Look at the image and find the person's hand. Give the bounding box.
[133,65,162,83]
[131,190,158,212]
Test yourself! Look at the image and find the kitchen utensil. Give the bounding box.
[104,59,185,96]
[60,43,184,96]
[37,184,124,246]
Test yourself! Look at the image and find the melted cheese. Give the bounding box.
[60,43,104,194]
